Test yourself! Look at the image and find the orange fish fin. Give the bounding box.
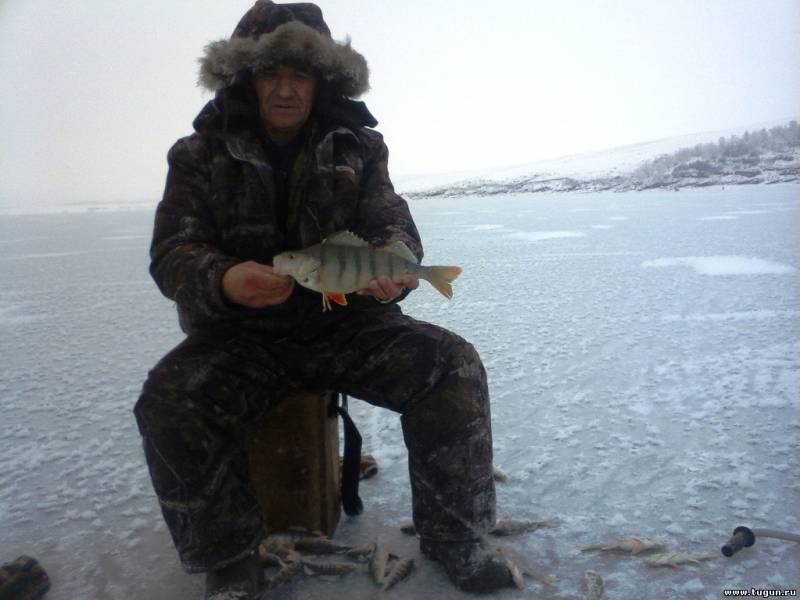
[423,266,463,299]
[325,292,348,306]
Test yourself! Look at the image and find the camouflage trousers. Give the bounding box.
[134,303,496,573]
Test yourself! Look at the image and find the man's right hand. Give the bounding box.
[221,261,295,308]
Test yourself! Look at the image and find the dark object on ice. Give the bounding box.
[721,526,756,557]
[0,555,51,600]
[335,394,364,516]
[721,525,800,557]
[420,538,514,593]
[204,552,264,600]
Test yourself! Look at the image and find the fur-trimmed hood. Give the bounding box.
[198,1,369,98]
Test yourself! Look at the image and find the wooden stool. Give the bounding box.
[246,390,341,537]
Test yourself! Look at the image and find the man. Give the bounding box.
[135,2,513,598]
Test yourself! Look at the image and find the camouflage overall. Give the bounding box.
[135,2,496,572]
[135,299,496,572]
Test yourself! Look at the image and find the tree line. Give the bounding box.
[632,120,799,183]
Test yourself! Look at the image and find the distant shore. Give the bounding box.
[405,150,799,199]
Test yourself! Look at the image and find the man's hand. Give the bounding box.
[221,261,295,308]
[356,274,419,302]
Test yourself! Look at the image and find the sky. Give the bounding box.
[0,0,798,211]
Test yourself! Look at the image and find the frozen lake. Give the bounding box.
[1,184,798,599]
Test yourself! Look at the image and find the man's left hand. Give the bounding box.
[356,275,419,302]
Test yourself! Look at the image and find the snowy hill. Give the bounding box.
[397,120,800,199]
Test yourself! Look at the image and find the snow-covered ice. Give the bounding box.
[1,184,798,599]
[642,256,795,276]
[506,231,586,242]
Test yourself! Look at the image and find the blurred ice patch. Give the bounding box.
[506,230,586,242]
[641,255,795,275]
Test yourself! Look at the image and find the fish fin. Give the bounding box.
[324,230,369,247]
[381,240,419,264]
[422,266,462,299]
[506,559,525,589]
[322,294,332,312]
[325,292,348,306]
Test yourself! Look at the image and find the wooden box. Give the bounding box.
[246,390,341,537]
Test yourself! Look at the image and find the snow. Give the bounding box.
[641,256,795,276]
[1,183,798,599]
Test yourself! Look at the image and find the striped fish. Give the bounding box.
[273,231,462,311]
[381,557,414,591]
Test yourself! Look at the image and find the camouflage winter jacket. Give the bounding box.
[150,94,422,334]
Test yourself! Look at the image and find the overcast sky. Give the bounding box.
[0,0,797,211]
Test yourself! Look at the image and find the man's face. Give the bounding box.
[254,66,317,142]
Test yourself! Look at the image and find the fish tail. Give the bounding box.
[422,265,462,299]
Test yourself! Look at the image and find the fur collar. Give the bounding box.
[198,20,369,98]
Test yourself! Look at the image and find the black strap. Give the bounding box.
[336,394,364,516]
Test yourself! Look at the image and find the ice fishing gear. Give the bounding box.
[336,393,364,516]
[721,525,800,557]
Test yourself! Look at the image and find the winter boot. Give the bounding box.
[420,538,514,593]
[204,552,265,600]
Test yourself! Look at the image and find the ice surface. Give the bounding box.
[642,256,795,276]
[1,184,798,599]
[506,231,586,242]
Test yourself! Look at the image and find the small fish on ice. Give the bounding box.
[643,551,721,568]
[490,513,559,536]
[579,537,665,555]
[493,545,557,587]
[368,539,389,585]
[381,557,414,591]
[582,570,604,599]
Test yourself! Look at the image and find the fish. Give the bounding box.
[381,557,414,590]
[494,545,557,586]
[368,539,389,585]
[259,537,297,561]
[582,570,604,600]
[293,537,352,555]
[339,454,378,480]
[273,231,462,311]
[492,466,508,483]
[257,546,286,568]
[344,543,375,559]
[643,551,720,568]
[500,552,525,589]
[300,559,357,576]
[490,513,559,536]
[578,537,665,555]
[266,559,303,589]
